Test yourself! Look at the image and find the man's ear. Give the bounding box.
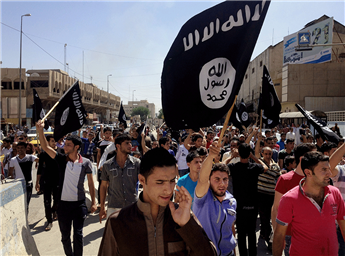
[304,168,313,177]
[138,174,146,185]
[187,162,191,168]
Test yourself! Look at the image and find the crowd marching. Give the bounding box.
[1,120,344,256]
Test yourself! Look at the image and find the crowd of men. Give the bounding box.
[1,121,345,256]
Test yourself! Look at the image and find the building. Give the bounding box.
[123,100,155,119]
[1,68,121,127]
[237,15,345,124]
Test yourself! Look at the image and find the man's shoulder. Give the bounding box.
[281,185,299,199]
[178,173,190,184]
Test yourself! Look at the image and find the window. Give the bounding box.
[274,83,280,86]
[245,74,248,79]
[1,81,11,89]
[260,61,263,67]
[252,68,255,73]
[14,81,24,89]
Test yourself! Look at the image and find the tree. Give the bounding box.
[158,109,164,120]
[131,107,150,121]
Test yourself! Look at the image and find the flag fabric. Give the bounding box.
[33,89,49,130]
[295,104,340,143]
[258,93,279,128]
[229,104,244,132]
[118,102,128,129]
[161,1,270,130]
[261,65,281,119]
[238,99,251,127]
[54,81,87,141]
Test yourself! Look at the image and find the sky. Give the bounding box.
[1,0,344,114]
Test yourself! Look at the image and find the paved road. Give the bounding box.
[28,165,276,256]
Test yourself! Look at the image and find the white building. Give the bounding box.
[123,100,155,118]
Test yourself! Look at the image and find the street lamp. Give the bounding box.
[64,44,67,71]
[132,90,136,102]
[19,13,31,128]
[107,74,112,93]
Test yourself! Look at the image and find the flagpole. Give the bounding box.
[260,109,263,133]
[219,95,238,143]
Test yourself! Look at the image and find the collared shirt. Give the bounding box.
[277,178,345,256]
[9,154,37,183]
[101,154,140,208]
[81,137,95,156]
[193,188,237,256]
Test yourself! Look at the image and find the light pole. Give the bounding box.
[132,90,136,102]
[19,13,31,128]
[107,74,112,104]
[64,43,67,71]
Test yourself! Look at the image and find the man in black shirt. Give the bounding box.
[228,143,267,256]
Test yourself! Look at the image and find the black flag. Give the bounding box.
[295,104,340,143]
[161,1,270,130]
[262,65,281,120]
[33,89,49,130]
[229,104,244,132]
[258,93,279,128]
[54,81,87,141]
[118,102,127,129]
[238,99,251,127]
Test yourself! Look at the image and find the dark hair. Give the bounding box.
[140,148,177,180]
[294,143,317,165]
[113,129,122,137]
[20,133,27,138]
[197,146,208,156]
[3,138,11,143]
[46,135,54,142]
[186,151,200,163]
[210,163,230,177]
[103,127,112,133]
[281,133,286,137]
[65,135,82,149]
[265,130,271,135]
[192,134,203,142]
[17,141,27,148]
[320,142,337,154]
[181,135,188,143]
[238,143,251,159]
[301,151,329,176]
[207,129,214,135]
[115,134,132,147]
[285,138,295,144]
[159,137,169,147]
[315,134,322,140]
[230,138,240,146]
[265,137,273,142]
[284,155,295,167]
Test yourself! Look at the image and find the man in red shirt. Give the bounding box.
[271,143,316,256]
[273,151,345,256]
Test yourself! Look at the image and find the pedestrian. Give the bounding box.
[36,120,97,256]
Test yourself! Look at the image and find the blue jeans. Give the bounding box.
[338,226,345,256]
[57,200,87,256]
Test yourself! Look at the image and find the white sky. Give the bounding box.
[1,0,344,114]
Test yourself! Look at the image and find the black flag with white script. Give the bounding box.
[258,93,279,128]
[118,102,127,129]
[262,65,281,120]
[161,1,270,130]
[33,89,49,130]
[229,104,244,132]
[54,81,87,141]
[238,99,251,127]
[295,104,340,144]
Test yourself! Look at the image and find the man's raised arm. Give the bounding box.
[329,141,345,177]
[195,142,220,198]
[36,120,56,159]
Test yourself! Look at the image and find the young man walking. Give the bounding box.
[36,120,97,256]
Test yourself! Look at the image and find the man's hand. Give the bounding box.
[90,203,97,213]
[36,119,45,132]
[208,141,221,158]
[35,183,40,192]
[170,186,191,227]
[99,207,107,223]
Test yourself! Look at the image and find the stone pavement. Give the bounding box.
[28,164,278,256]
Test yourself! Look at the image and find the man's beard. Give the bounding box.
[211,186,226,198]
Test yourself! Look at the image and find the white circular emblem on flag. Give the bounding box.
[60,107,69,126]
[122,114,126,120]
[199,58,236,109]
[268,119,273,125]
[236,112,241,122]
[241,112,248,122]
[40,109,45,119]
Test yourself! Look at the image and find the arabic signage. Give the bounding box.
[283,17,333,65]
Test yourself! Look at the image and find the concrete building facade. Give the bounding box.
[237,15,345,120]
[1,68,121,127]
[123,100,155,118]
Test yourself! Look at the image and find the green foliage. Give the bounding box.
[158,109,164,120]
[131,106,150,121]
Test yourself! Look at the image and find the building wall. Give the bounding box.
[124,100,155,118]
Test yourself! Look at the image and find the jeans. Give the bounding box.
[26,183,33,208]
[284,235,291,256]
[97,170,102,204]
[178,168,189,177]
[258,193,274,242]
[338,226,345,256]
[43,182,60,223]
[57,200,87,256]
[236,207,258,256]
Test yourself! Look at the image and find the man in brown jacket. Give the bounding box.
[98,147,216,256]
